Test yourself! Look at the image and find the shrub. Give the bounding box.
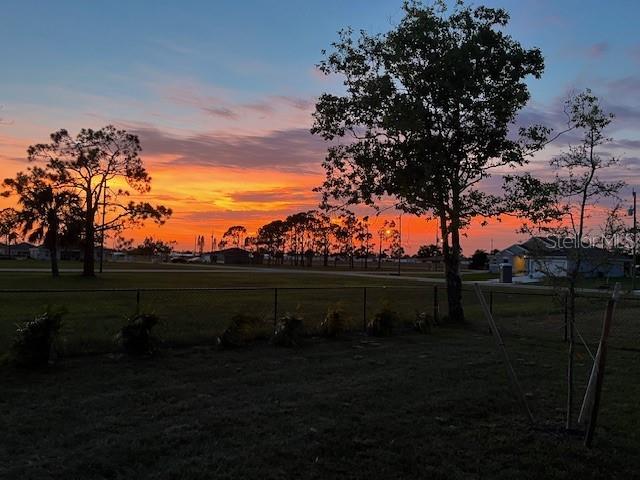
[10,309,64,368]
[414,311,433,334]
[271,314,303,347]
[219,314,267,348]
[117,313,159,355]
[320,304,347,338]
[367,307,397,337]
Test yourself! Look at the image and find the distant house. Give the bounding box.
[30,246,53,261]
[489,244,528,274]
[213,247,251,265]
[491,237,630,278]
[0,242,35,259]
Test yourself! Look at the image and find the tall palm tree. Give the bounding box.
[3,167,80,277]
[0,208,19,257]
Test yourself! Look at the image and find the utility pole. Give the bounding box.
[633,189,637,291]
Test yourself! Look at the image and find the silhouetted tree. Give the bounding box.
[131,237,175,261]
[27,126,172,277]
[416,243,442,258]
[504,90,624,429]
[469,249,489,269]
[257,220,288,264]
[3,166,81,277]
[312,1,545,321]
[0,208,19,256]
[222,225,247,248]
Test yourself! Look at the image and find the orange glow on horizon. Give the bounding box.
[1,132,624,256]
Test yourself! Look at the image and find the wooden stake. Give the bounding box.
[473,283,534,424]
[582,283,620,447]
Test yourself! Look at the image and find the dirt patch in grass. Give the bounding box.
[1,330,639,480]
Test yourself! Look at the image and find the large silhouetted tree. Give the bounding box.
[312,1,545,322]
[27,126,172,277]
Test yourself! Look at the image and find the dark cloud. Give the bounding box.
[272,95,314,111]
[129,126,328,173]
[241,102,275,115]
[229,187,318,203]
[606,76,640,97]
[202,106,238,119]
[612,139,640,150]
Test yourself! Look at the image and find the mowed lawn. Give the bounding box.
[1,330,639,479]
[0,266,434,354]
[0,264,638,354]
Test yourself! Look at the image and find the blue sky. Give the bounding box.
[2,1,639,105]
[1,0,639,250]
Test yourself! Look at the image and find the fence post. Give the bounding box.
[274,288,278,325]
[433,285,439,324]
[363,287,367,332]
[563,293,568,342]
[136,289,140,314]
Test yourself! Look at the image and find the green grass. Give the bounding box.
[1,268,637,355]
[1,330,639,479]
[0,270,430,354]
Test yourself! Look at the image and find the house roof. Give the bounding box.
[518,236,629,260]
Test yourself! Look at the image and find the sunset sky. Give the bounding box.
[1,0,639,254]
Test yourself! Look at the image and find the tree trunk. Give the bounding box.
[47,213,59,278]
[50,241,59,278]
[83,189,95,277]
[441,213,465,323]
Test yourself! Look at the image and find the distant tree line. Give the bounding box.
[199,210,442,269]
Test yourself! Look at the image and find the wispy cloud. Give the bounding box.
[128,125,327,173]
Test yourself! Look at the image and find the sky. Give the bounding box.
[1,0,640,254]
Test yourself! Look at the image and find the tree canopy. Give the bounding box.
[26,126,172,276]
[312,0,544,321]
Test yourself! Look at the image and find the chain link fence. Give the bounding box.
[0,284,637,356]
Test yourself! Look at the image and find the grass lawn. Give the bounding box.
[0,269,431,354]
[0,268,637,355]
[1,329,639,479]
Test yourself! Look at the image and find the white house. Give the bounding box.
[491,237,630,279]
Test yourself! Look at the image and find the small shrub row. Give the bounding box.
[4,305,437,368]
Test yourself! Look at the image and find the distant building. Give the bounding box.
[213,247,251,265]
[0,242,35,259]
[490,237,630,278]
[489,244,528,274]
